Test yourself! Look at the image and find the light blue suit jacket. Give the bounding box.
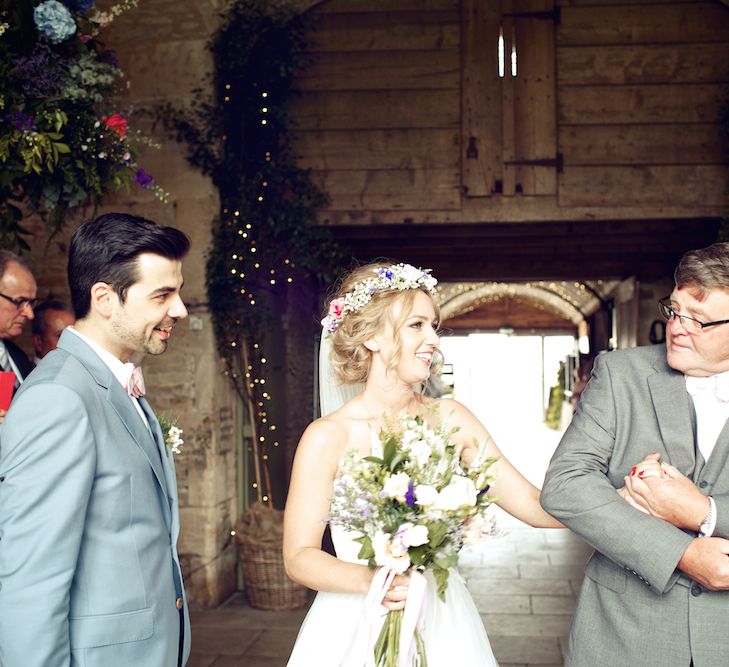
[0,330,191,666]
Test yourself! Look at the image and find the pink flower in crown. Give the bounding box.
[329,297,345,320]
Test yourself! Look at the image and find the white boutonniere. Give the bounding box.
[158,415,183,455]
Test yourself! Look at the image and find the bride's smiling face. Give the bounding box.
[373,289,440,385]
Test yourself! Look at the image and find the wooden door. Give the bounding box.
[462,0,559,198]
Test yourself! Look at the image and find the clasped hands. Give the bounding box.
[618,453,729,591]
[617,452,708,530]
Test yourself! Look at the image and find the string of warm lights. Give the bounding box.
[169,1,344,512]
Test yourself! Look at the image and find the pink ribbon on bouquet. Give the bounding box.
[340,567,428,667]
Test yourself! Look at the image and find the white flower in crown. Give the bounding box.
[321,263,438,334]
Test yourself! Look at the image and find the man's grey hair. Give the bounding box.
[0,250,31,284]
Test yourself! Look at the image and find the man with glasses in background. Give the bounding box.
[542,241,729,666]
[0,251,37,424]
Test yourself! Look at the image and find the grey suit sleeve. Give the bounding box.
[710,495,729,538]
[0,384,96,667]
[541,353,693,593]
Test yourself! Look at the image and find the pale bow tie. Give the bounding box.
[122,364,146,398]
[685,374,729,403]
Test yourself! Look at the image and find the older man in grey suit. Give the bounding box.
[542,242,729,666]
[0,213,191,666]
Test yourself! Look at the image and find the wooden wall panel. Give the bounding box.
[314,0,459,13]
[310,168,460,210]
[298,50,458,91]
[293,129,459,170]
[307,11,459,51]
[512,0,558,195]
[559,3,729,45]
[461,0,502,196]
[559,166,727,206]
[561,0,704,5]
[291,90,460,129]
[559,43,729,85]
[559,84,725,125]
[562,124,724,165]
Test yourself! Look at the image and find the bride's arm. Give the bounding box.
[283,419,375,594]
[438,399,563,528]
[284,419,411,609]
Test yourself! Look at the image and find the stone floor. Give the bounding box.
[188,523,592,667]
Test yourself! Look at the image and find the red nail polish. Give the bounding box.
[631,467,637,476]
[638,470,644,477]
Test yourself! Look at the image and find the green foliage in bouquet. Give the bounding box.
[330,408,499,665]
[0,0,165,250]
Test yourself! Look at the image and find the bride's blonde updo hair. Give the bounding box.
[323,261,440,384]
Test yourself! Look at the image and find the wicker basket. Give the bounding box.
[238,541,310,610]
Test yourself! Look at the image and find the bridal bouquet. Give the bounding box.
[329,409,499,667]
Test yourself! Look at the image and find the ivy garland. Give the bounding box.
[161,0,345,504]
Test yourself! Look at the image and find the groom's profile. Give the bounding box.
[542,241,729,666]
[0,212,191,666]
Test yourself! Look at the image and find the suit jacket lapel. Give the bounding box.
[139,397,179,540]
[5,339,35,380]
[647,361,697,477]
[56,332,171,527]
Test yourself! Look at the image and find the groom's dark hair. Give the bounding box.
[69,212,190,319]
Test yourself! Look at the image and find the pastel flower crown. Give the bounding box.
[321,263,438,334]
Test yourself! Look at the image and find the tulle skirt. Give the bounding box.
[286,570,498,666]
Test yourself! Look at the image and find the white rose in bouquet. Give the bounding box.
[383,472,410,502]
[434,476,478,511]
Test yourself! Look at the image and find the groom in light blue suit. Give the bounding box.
[0,213,192,666]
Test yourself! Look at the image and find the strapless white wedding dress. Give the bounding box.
[286,524,498,666]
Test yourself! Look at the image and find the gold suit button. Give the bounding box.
[176,596,184,610]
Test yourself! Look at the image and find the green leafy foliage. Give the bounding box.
[160,0,346,424]
[0,0,162,250]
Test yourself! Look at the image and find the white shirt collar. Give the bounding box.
[67,326,131,390]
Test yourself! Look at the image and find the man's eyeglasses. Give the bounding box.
[658,297,729,334]
[0,292,39,311]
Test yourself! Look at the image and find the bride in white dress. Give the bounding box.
[283,262,562,666]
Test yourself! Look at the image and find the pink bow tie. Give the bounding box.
[685,374,729,403]
[122,364,146,398]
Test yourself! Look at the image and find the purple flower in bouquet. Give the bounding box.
[12,44,66,98]
[4,112,37,133]
[34,0,77,44]
[133,168,154,188]
[62,0,96,13]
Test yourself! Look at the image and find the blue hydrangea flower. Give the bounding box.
[34,0,77,44]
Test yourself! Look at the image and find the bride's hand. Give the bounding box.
[629,452,668,480]
[617,452,668,513]
[381,573,410,611]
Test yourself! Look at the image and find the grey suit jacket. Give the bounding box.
[541,345,729,666]
[0,330,191,666]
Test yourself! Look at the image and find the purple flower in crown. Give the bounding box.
[378,268,394,280]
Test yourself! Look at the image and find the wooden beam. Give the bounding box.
[324,218,721,281]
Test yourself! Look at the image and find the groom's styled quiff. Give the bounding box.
[68,212,190,319]
[328,262,440,384]
[675,242,729,299]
